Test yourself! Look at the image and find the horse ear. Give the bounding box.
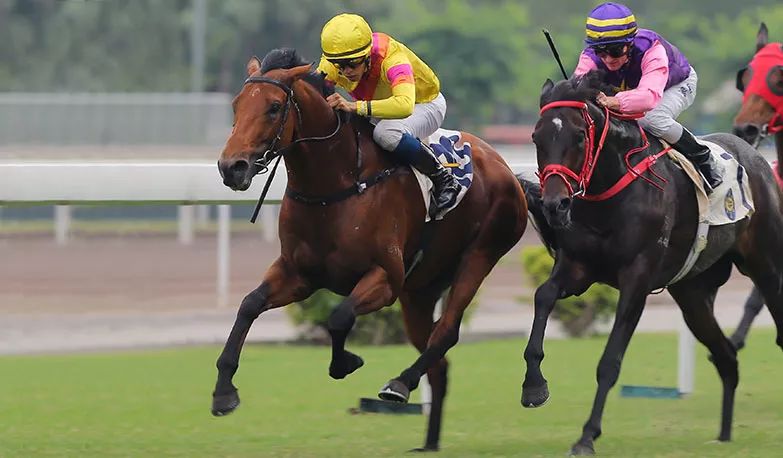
[246,56,262,77]
[287,64,314,82]
[756,22,769,52]
[540,79,555,107]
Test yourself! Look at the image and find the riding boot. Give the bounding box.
[409,142,460,212]
[672,129,723,193]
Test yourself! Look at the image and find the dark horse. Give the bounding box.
[519,71,783,455]
[729,22,783,350]
[212,49,527,451]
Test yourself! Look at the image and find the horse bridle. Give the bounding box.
[242,75,343,172]
[538,100,668,201]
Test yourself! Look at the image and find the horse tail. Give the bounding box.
[517,175,558,255]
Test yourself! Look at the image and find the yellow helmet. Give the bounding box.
[320,13,373,60]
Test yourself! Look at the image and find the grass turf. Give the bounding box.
[2,330,782,457]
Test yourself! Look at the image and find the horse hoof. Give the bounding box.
[329,351,364,380]
[521,383,549,408]
[569,441,595,456]
[408,445,439,452]
[212,390,240,416]
[378,379,410,403]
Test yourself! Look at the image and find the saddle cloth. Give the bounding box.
[411,128,474,221]
[667,139,754,283]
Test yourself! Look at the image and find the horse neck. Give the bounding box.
[283,82,362,196]
[586,113,641,195]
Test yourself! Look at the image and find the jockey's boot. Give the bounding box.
[410,142,460,212]
[672,129,723,193]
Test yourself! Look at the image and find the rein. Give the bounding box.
[243,75,398,222]
[538,100,671,201]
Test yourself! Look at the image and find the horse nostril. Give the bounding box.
[230,160,249,176]
[733,124,759,144]
[557,197,572,212]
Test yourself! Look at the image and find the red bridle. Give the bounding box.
[537,100,671,201]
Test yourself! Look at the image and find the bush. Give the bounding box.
[287,288,477,345]
[286,289,409,345]
[520,246,618,337]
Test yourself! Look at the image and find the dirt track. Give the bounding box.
[0,225,773,355]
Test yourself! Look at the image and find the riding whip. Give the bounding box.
[542,29,569,80]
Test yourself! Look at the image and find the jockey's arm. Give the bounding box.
[615,41,669,113]
[573,51,598,77]
[356,61,416,119]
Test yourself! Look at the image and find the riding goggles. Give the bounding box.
[592,43,629,58]
[328,56,367,70]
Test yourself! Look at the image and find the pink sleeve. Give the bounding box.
[615,41,669,113]
[573,51,597,76]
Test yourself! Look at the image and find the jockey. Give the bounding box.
[317,13,459,211]
[573,2,723,192]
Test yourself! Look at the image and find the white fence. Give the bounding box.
[0,158,696,393]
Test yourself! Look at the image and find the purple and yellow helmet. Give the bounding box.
[584,2,638,46]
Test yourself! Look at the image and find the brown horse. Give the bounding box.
[730,23,783,350]
[211,49,527,451]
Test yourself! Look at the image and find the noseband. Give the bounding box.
[538,100,670,201]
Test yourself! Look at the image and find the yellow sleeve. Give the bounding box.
[356,82,415,119]
[356,52,416,119]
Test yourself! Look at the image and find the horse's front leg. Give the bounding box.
[569,262,651,456]
[212,257,311,416]
[326,264,402,379]
[522,257,591,408]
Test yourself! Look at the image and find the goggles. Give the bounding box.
[328,56,367,70]
[592,43,629,59]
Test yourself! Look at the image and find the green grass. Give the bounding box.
[2,331,782,457]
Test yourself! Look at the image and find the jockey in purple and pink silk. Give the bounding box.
[317,13,459,212]
[573,2,723,191]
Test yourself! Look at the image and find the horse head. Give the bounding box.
[533,72,621,228]
[733,23,783,146]
[218,49,338,191]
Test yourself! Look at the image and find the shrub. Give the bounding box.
[520,246,618,337]
[287,288,476,345]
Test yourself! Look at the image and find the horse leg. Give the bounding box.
[378,250,496,403]
[327,299,363,380]
[746,268,783,352]
[212,257,311,416]
[669,277,738,442]
[522,258,591,408]
[398,288,445,452]
[328,264,401,379]
[729,286,765,351]
[569,265,649,456]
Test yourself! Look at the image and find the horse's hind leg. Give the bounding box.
[669,268,737,442]
[378,248,498,403]
[398,287,445,451]
[212,257,312,416]
[729,286,765,350]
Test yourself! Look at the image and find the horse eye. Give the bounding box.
[268,103,282,116]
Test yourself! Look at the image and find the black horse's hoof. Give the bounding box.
[378,379,410,403]
[521,383,549,408]
[569,440,595,456]
[408,445,439,452]
[212,390,240,416]
[329,351,364,380]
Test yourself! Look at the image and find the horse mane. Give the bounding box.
[543,70,618,105]
[260,48,335,98]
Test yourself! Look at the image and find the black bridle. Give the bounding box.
[241,74,399,222]
[243,75,343,172]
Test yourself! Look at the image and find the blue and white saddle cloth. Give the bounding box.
[411,128,474,221]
